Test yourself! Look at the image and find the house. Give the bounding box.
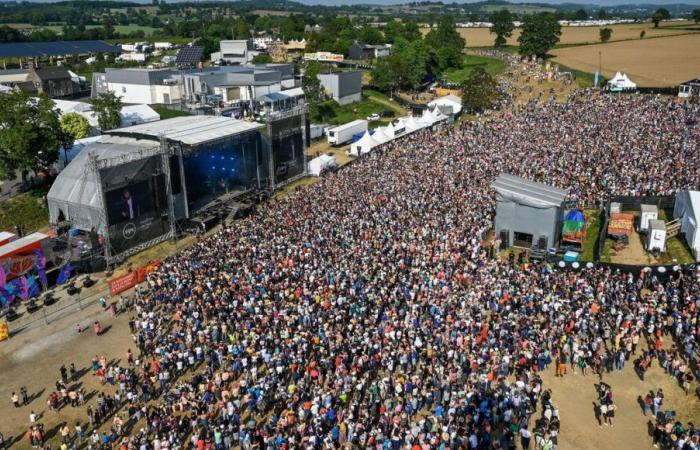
[0,68,33,92]
[317,71,362,106]
[210,40,259,65]
[28,66,76,98]
[492,174,569,250]
[348,42,391,60]
[92,68,182,105]
[678,78,700,98]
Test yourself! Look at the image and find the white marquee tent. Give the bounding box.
[673,191,700,261]
[308,154,337,176]
[372,127,391,144]
[350,131,379,156]
[607,72,637,92]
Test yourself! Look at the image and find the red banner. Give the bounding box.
[109,272,137,296]
[109,261,161,296]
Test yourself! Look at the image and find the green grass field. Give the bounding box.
[152,105,191,119]
[0,187,49,234]
[444,54,506,83]
[310,89,405,126]
[579,209,602,262]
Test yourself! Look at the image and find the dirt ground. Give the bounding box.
[607,229,653,265]
[420,20,698,47]
[551,33,700,87]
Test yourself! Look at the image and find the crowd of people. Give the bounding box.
[4,81,700,450]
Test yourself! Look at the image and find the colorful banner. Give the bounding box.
[109,271,138,296]
[109,260,161,296]
[0,322,8,341]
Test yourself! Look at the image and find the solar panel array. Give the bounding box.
[0,40,120,59]
[176,46,204,68]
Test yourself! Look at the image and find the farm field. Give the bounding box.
[551,33,700,86]
[420,20,698,47]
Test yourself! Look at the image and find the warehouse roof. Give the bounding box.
[0,40,120,58]
[107,116,264,146]
[492,174,569,208]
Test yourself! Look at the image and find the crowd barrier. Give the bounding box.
[108,260,161,296]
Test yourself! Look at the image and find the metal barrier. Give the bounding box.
[6,287,108,336]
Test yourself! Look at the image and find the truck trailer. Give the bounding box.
[327,119,368,146]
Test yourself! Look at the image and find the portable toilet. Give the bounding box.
[646,219,667,252]
[640,204,658,232]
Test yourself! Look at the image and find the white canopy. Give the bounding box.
[307,154,337,176]
[403,116,423,133]
[428,94,462,116]
[371,127,392,144]
[607,72,637,91]
[673,191,700,260]
[350,131,379,156]
[384,122,396,138]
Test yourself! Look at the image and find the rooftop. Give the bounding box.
[107,116,264,146]
[0,40,120,58]
[492,173,569,208]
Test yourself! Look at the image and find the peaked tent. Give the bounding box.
[607,72,637,91]
[350,131,379,156]
[372,127,391,144]
[385,122,396,138]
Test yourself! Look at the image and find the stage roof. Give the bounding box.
[492,173,569,208]
[0,40,120,58]
[108,116,264,146]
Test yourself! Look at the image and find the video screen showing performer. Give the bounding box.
[102,157,169,255]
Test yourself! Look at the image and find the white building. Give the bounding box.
[210,40,259,65]
[317,72,362,106]
[92,68,182,105]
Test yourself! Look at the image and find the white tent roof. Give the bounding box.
[428,94,462,115]
[50,99,161,129]
[385,122,396,138]
[47,137,158,233]
[350,131,379,156]
[607,72,637,90]
[404,116,424,132]
[111,116,264,146]
[308,153,336,176]
[371,127,391,144]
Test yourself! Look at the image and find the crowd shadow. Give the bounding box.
[25,387,46,405]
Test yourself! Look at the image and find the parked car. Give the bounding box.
[380,110,395,118]
[366,113,380,122]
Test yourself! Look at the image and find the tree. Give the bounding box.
[573,9,588,21]
[461,67,500,113]
[425,15,465,54]
[302,61,324,104]
[60,112,91,140]
[489,9,514,47]
[370,53,406,96]
[599,27,613,43]
[596,8,608,20]
[693,8,700,24]
[252,53,273,64]
[651,8,670,28]
[89,92,122,131]
[518,13,562,58]
[0,92,70,180]
[395,38,430,89]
